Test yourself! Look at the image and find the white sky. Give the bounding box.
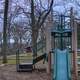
[0,0,80,32]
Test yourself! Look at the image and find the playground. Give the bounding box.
[0,13,80,80]
[14,12,79,80]
[1,0,80,80]
[0,63,80,80]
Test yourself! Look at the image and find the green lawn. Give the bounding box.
[0,53,33,64]
[0,50,44,65]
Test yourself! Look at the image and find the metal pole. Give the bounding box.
[60,15,63,50]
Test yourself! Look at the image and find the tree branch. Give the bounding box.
[39,0,53,28]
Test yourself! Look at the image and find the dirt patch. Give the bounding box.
[0,64,51,80]
[1,64,80,80]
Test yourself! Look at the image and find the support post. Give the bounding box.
[48,51,51,74]
[45,26,51,74]
[72,21,78,80]
[45,14,52,74]
[70,7,78,80]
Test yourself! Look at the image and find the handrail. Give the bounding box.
[33,53,46,64]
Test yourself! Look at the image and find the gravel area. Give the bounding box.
[0,63,51,80]
[0,64,80,80]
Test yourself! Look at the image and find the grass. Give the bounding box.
[7,59,16,64]
[0,50,45,65]
[0,52,33,65]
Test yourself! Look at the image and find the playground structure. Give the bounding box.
[51,15,74,80]
[16,8,79,80]
[16,39,46,72]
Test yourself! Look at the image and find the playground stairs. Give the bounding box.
[33,53,46,64]
[17,63,33,72]
[16,39,46,72]
[16,53,46,72]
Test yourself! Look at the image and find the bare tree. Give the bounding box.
[31,0,54,57]
[0,0,53,59]
[2,0,9,63]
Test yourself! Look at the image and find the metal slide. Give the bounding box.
[53,49,71,80]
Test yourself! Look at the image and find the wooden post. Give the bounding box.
[70,7,78,80]
[48,51,51,74]
[72,21,78,80]
[45,26,52,74]
[45,14,53,74]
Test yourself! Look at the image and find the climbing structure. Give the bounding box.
[50,14,78,80]
[15,7,78,80]
[16,39,46,72]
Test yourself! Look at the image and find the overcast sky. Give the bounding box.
[0,0,80,32]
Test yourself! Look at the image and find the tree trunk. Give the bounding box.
[32,31,38,57]
[2,0,9,63]
[14,37,18,52]
[19,36,22,53]
[31,0,37,58]
[30,0,53,58]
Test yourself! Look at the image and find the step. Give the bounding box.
[17,63,33,72]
